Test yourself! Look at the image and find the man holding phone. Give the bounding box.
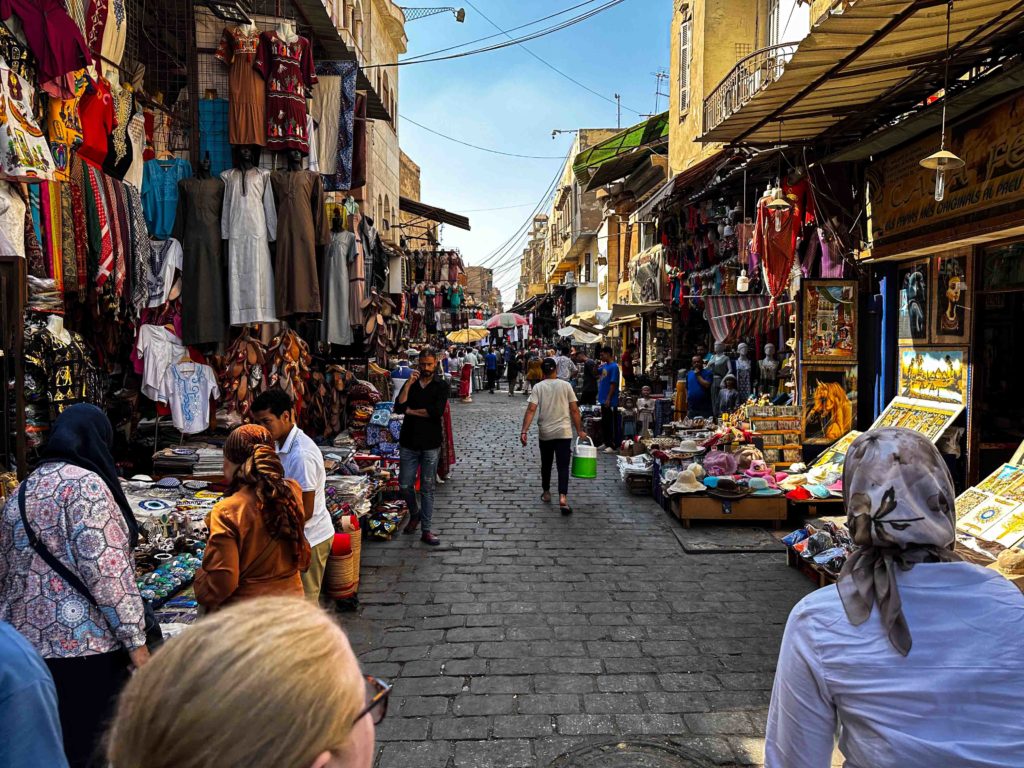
[395,348,449,546]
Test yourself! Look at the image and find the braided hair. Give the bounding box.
[224,425,311,571]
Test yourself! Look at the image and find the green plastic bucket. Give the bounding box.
[571,437,598,479]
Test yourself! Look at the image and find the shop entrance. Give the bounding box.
[972,242,1024,481]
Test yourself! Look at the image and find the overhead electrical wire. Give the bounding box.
[400,114,567,159]
[400,0,605,62]
[461,0,643,115]
[460,202,537,212]
[361,0,629,69]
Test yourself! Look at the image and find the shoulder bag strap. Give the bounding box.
[18,481,100,608]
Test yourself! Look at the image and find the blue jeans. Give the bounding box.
[399,447,441,532]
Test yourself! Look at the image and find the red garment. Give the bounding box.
[85,161,113,286]
[753,199,799,307]
[0,0,92,98]
[143,109,155,161]
[783,177,815,225]
[85,0,108,53]
[253,32,316,153]
[458,364,472,399]
[69,156,89,293]
[77,78,116,167]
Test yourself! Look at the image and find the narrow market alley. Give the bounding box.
[343,396,815,768]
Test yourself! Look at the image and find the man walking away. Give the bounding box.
[597,346,620,454]
[485,347,498,393]
[578,350,598,406]
[395,349,449,546]
[251,390,335,602]
[506,347,521,397]
[554,346,578,384]
[520,358,587,515]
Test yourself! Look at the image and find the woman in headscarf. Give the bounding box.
[765,428,1024,768]
[0,404,148,768]
[194,424,311,612]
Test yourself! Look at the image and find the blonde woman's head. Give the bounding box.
[106,597,374,768]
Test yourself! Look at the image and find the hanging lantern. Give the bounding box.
[919,0,964,203]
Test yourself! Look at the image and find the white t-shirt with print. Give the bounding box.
[136,324,186,401]
[157,361,220,434]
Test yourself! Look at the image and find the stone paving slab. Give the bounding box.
[336,394,816,767]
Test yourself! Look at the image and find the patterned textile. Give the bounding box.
[68,156,89,292]
[84,162,113,286]
[59,182,77,289]
[197,98,232,176]
[0,462,147,657]
[253,32,316,153]
[316,61,358,192]
[703,294,786,345]
[125,185,151,315]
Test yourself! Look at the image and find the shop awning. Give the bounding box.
[609,301,666,322]
[399,197,471,231]
[703,294,791,345]
[701,0,1024,145]
[633,150,730,221]
[573,112,670,189]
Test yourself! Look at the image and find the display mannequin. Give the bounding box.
[708,342,734,417]
[220,146,278,325]
[322,207,356,346]
[46,314,71,345]
[175,152,226,344]
[276,19,298,42]
[759,343,780,397]
[734,342,756,403]
[271,148,328,316]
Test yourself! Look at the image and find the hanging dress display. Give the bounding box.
[215,25,265,146]
[253,31,316,153]
[0,57,55,182]
[45,68,88,182]
[270,169,328,316]
[140,157,192,239]
[0,0,91,98]
[102,82,135,179]
[220,166,277,325]
[174,176,227,345]
[322,230,356,346]
[315,60,358,190]
[76,75,115,168]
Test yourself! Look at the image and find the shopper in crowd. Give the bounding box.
[520,358,588,515]
[484,347,499,393]
[621,343,637,392]
[554,346,577,383]
[194,424,310,611]
[685,354,713,418]
[251,391,335,602]
[597,346,620,454]
[577,350,599,406]
[460,346,478,403]
[0,404,148,768]
[395,349,450,546]
[0,621,70,768]
[766,428,1024,768]
[525,349,544,394]
[505,346,521,396]
[106,597,382,768]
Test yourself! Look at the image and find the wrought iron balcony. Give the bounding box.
[703,42,799,138]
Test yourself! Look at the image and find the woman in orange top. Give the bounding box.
[194,424,311,612]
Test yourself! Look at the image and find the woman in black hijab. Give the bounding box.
[0,405,150,768]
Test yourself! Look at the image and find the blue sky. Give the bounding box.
[396,0,672,307]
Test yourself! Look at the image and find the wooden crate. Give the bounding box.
[786,547,839,588]
[671,495,788,529]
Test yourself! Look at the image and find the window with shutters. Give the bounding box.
[768,0,781,45]
[678,17,692,116]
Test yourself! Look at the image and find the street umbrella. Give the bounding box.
[484,312,528,329]
[447,327,489,343]
[468,318,485,327]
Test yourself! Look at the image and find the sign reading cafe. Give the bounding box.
[867,93,1024,248]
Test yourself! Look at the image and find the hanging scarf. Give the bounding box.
[837,428,961,656]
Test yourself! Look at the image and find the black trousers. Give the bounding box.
[601,406,618,449]
[46,650,131,768]
[579,389,597,406]
[486,369,497,391]
[539,438,572,496]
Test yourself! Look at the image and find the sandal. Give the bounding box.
[541,492,551,503]
[560,504,573,516]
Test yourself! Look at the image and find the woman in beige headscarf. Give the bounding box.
[106,597,386,768]
[765,428,1024,768]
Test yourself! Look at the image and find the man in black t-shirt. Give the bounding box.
[395,348,449,546]
[577,350,599,406]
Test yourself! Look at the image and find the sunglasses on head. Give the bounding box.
[352,675,392,725]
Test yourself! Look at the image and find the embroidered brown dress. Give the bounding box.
[215,25,265,146]
[254,31,316,153]
[270,170,328,316]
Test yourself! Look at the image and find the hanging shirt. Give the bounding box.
[135,324,185,401]
[140,157,192,239]
[158,361,219,434]
[145,238,183,308]
[76,76,115,168]
[197,98,232,176]
[0,58,55,182]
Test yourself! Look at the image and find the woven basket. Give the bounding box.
[325,533,359,599]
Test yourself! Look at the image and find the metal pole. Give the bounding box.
[615,93,621,129]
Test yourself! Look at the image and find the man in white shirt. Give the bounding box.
[553,347,578,384]
[462,348,479,397]
[251,390,335,602]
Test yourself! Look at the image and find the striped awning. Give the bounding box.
[703,295,790,344]
[701,0,1024,145]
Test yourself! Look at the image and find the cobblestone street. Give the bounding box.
[343,394,815,768]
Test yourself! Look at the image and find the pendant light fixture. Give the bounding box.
[920,0,964,202]
[767,121,791,214]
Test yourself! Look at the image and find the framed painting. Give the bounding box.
[897,259,930,343]
[896,346,968,405]
[932,251,971,343]
[869,396,963,444]
[801,365,858,444]
[977,463,1024,504]
[801,280,857,362]
[955,487,991,520]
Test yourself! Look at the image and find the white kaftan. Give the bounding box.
[220,167,278,325]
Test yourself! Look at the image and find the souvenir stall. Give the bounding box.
[399,248,469,345]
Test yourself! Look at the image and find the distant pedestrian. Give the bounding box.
[485,347,498,393]
[577,350,598,405]
[505,348,521,396]
[525,351,543,394]
[459,347,477,402]
[621,344,637,392]
[554,346,577,383]
[395,349,450,546]
[597,346,620,453]
[520,358,587,515]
